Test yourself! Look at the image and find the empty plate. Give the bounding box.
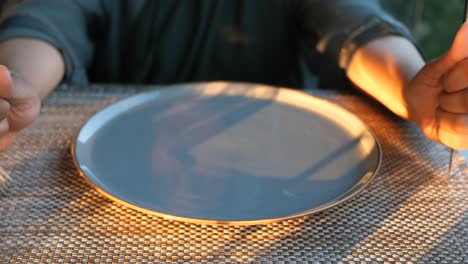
[72,82,381,225]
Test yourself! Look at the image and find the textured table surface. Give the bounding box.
[0,85,466,263]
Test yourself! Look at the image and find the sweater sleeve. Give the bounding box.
[297,0,415,70]
[0,0,106,85]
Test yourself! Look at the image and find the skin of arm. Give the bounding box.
[0,37,64,151]
[346,36,424,120]
[347,23,468,150]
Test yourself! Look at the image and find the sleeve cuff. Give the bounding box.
[337,15,418,69]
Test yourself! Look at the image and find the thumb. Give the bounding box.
[0,65,14,100]
[429,22,468,77]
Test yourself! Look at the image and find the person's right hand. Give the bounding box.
[403,23,468,150]
[0,65,41,151]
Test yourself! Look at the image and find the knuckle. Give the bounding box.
[0,100,10,120]
[442,75,451,90]
[9,100,41,131]
[443,61,468,92]
[438,94,451,111]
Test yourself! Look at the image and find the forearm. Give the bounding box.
[346,36,425,120]
[0,38,65,99]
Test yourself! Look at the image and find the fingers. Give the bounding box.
[0,99,9,140]
[0,64,41,132]
[0,65,40,152]
[0,65,33,101]
[439,88,468,113]
[436,58,468,148]
[436,109,468,150]
[438,129,468,150]
[0,72,12,147]
[428,23,468,79]
[0,99,9,120]
[0,118,8,136]
[442,58,468,93]
[7,97,41,131]
[0,65,14,99]
[438,109,468,134]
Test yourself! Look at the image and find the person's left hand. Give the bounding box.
[404,23,468,150]
[0,65,41,152]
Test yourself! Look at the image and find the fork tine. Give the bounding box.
[0,166,11,180]
[0,165,11,194]
[0,183,8,195]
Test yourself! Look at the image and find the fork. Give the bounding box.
[0,164,11,195]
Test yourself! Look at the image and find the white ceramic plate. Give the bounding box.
[72,82,381,225]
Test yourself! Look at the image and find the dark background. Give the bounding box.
[382,0,465,60]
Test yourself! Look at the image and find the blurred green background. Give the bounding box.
[381,0,465,60]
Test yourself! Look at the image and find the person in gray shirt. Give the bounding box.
[0,0,466,151]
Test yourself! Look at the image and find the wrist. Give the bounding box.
[347,36,425,120]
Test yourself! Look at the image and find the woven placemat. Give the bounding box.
[0,85,466,263]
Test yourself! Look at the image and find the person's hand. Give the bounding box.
[404,23,468,150]
[0,65,41,151]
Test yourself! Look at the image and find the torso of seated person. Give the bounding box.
[91,1,304,87]
[1,0,402,89]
